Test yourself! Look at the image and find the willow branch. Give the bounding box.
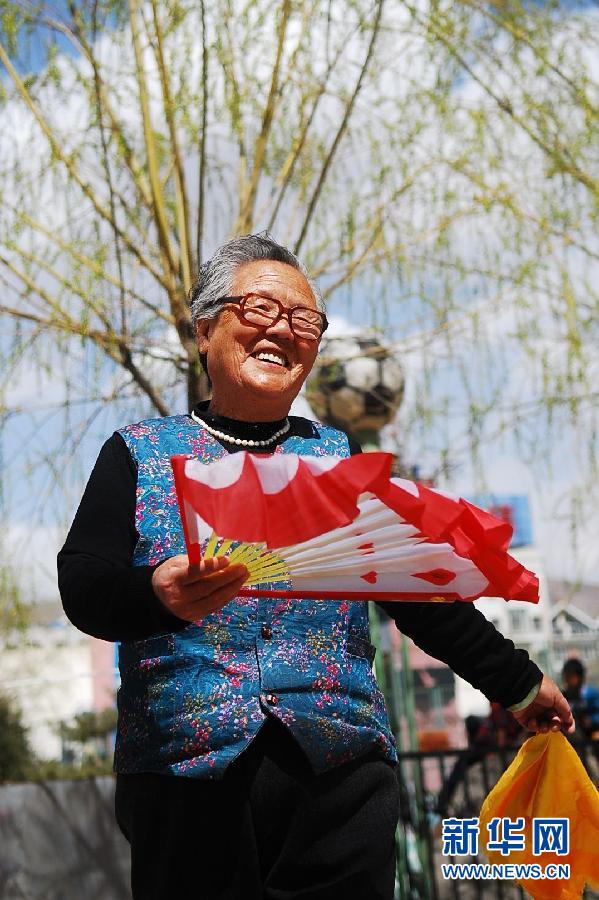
[0,298,170,416]
[64,4,155,212]
[117,345,170,416]
[196,0,209,268]
[151,0,193,293]
[315,203,481,288]
[90,180,155,251]
[14,212,174,323]
[409,5,599,200]
[293,0,386,254]
[1,259,170,418]
[451,161,599,263]
[0,253,94,331]
[322,224,385,298]
[0,43,172,294]
[235,0,291,233]
[462,0,598,116]
[127,0,179,281]
[266,17,357,233]
[309,164,431,283]
[217,0,248,225]
[90,0,127,335]
[3,244,115,332]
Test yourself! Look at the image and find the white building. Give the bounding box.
[0,601,116,760]
[549,579,599,674]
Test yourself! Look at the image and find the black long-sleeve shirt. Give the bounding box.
[57,409,542,708]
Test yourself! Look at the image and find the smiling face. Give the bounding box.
[195,260,321,421]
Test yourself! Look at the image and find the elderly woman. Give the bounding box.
[58,233,572,900]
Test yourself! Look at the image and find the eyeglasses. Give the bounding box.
[218,293,328,341]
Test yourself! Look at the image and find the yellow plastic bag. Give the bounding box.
[480,732,599,898]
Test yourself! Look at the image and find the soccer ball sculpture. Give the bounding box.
[306,335,404,441]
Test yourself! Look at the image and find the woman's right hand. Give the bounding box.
[151,554,248,622]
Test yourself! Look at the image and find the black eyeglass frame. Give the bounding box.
[217,293,328,340]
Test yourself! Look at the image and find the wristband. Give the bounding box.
[507,680,542,713]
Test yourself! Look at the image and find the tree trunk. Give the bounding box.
[187,357,211,409]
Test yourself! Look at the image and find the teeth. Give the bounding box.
[255,352,287,367]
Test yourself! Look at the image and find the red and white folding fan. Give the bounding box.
[170,452,538,604]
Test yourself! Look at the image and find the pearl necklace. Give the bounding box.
[191,411,290,447]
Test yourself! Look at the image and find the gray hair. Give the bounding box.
[189,232,324,327]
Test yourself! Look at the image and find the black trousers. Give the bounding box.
[115,717,399,900]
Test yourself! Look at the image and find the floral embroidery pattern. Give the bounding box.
[114,415,396,777]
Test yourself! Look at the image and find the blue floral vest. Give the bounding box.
[115,415,396,778]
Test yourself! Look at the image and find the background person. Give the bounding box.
[562,657,599,774]
[562,658,599,738]
[58,232,573,900]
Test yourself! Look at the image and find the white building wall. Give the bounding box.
[0,623,94,760]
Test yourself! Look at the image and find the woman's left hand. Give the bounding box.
[511,675,575,734]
